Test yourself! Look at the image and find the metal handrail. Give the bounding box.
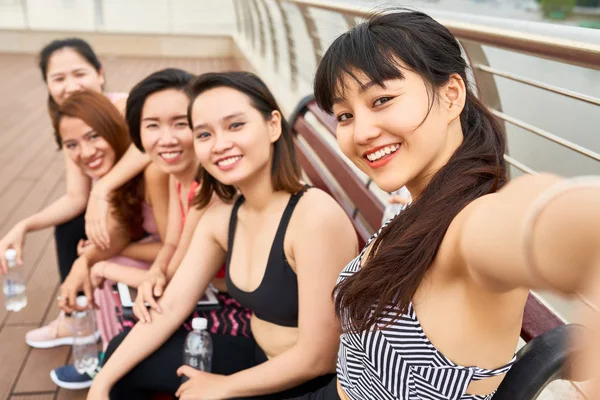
[474,64,600,107]
[281,0,600,69]
[491,109,600,162]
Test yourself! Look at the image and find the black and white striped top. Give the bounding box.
[336,216,516,400]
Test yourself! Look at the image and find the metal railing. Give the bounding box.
[232,0,600,181]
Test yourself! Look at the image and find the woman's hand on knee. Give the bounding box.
[133,268,165,323]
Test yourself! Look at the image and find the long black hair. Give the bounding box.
[314,9,507,333]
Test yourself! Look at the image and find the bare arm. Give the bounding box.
[94,261,149,288]
[118,164,170,262]
[180,190,358,398]
[89,204,226,394]
[132,177,183,321]
[459,173,600,293]
[166,204,206,280]
[0,154,91,272]
[86,143,151,249]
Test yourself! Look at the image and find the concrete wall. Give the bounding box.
[0,29,235,58]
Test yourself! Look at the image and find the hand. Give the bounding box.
[90,261,108,289]
[77,239,95,256]
[176,367,232,399]
[85,188,111,250]
[133,268,166,323]
[58,257,93,313]
[388,192,411,206]
[0,222,27,274]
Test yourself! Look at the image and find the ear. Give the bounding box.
[442,73,466,123]
[267,110,283,143]
[98,67,106,89]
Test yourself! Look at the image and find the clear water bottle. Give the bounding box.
[72,296,99,375]
[3,249,27,312]
[182,317,212,383]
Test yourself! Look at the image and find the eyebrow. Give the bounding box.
[193,112,244,130]
[141,114,188,122]
[49,68,88,79]
[332,80,383,106]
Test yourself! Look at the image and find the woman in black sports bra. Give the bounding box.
[89,71,358,399]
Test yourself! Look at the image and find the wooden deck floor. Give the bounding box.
[0,53,237,399]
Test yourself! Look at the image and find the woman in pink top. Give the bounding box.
[0,38,152,349]
[41,90,169,389]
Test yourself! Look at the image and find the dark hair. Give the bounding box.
[314,9,507,333]
[38,38,103,148]
[55,91,145,240]
[126,68,195,152]
[187,71,303,208]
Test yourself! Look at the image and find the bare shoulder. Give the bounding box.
[193,195,237,247]
[290,187,357,254]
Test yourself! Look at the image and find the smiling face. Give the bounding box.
[140,89,196,177]
[332,68,464,195]
[59,116,116,179]
[46,48,105,106]
[190,86,281,187]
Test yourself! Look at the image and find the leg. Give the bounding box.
[54,213,86,282]
[104,328,257,399]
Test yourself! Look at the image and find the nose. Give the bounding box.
[157,127,178,146]
[211,131,233,154]
[80,141,96,160]
[64,76,82,94]
[352,108,382,146]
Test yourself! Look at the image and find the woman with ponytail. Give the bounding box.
[302,8,600,400]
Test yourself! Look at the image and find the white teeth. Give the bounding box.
[217,156,242,167]
[88,158,102,168]
[160,151,181,160]
[366,144,400,162]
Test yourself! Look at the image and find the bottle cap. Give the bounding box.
[191,317,207,331]
[75,296,89,308]
[5,249,17,262]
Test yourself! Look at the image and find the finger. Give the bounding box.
[144,283,162,313]
[154,276,166,298]
[175,380,191,398]
[177,365,193,377]
[132,302,142,321]
[16,246,23,266]
[83,280,95,309]
[67,286,77,312]
[137,291,151,323]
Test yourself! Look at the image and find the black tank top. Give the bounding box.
[225,187,308,328]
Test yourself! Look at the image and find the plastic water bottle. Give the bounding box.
[182,317,212,383]
[3,249,27,312]
[72,296,99,375]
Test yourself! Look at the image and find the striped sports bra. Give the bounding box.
[336,216,516,400]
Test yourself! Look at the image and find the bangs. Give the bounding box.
[314,16,407,114]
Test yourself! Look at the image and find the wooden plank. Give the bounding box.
[0,326,31,399]
[10,394,55,400]
[13,345,70,393]
[56,389,89,400]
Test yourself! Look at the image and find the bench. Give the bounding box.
[289,95,581,398]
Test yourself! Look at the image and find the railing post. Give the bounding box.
[342,14,358,30]
[233,0,243,36]
[258,0,280,71]
[296,3,322,65]
[250,0,267,57]
[274,1,298,91]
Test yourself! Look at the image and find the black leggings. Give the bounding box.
[106,327,257,399]
[54,213,86,282]
[105,327,338,400]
